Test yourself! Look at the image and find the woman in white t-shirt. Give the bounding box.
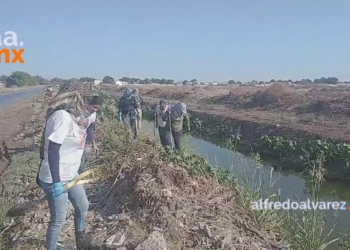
[37,81,100,250]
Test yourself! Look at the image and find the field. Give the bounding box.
[104,84,350,142]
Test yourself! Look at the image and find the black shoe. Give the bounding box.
[75,231,96,250]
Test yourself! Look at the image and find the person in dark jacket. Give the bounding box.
[118,88,140,138]
[78,95,102,174]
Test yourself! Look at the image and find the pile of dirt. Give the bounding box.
[144,87,197,101]
[297,98,350,116]
[203,87,250,107]
[90,120,286,249]
[248,84,298,108]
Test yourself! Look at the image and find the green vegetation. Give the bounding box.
[258,135,350,171]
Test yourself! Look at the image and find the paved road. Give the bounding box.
[0,87,45,108]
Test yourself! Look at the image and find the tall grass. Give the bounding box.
[198,123,346,249]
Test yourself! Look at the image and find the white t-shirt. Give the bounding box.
[155,105,169,127]
[89,112,97,124]
[39,110,87,183]
[76,111,96,128]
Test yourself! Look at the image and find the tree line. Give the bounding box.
[0,71,97,87]
[0,71,343,87]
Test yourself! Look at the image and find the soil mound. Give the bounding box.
[144,87,198,101]
[204,87,250,107]
[248,84,297,108]
[297,98,350,116]
[91,119,286,249]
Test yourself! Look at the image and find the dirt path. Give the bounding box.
[0,96,44,175]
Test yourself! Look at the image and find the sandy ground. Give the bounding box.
[0,95,44,175]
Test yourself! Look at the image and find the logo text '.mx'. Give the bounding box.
[0,31,25,63]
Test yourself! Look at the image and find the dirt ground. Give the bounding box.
[0,96,45,176]
[104,84,350,142]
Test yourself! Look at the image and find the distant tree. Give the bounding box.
[50,77,64,85]
[5,76,18,87]
[68,78,78,83]
[166,79,174,85]
[79,77,95,82]
[182,80,189,85]
[103,76,115,84]
[8,71,37,87]
[119,77,130,83]
[300,79,312,85]
[314,77,338,84]
[144,78,152,84]
[327,77,338,84]
[190,79,198,84]
[228,80,236,84]
[0,75,8,82]
[269,79,276,82]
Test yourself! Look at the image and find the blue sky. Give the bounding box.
[1,0,350,82]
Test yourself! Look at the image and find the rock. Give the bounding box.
[161,189,172,198]
[105,232,126,247]
[204,224,212,238]
[135,231,167,250]
[221,232,232,248]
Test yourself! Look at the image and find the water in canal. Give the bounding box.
[141,119,349,249]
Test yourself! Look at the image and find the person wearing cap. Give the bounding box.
[78,95,102,174]
[37,81,99,250]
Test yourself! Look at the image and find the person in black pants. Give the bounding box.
[155,100,171,151]
[161,102,190,150]
[118,88,140,139]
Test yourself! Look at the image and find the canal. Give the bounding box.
[141,119,350,250]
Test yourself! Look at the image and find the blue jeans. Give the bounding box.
[39,180,89,250]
